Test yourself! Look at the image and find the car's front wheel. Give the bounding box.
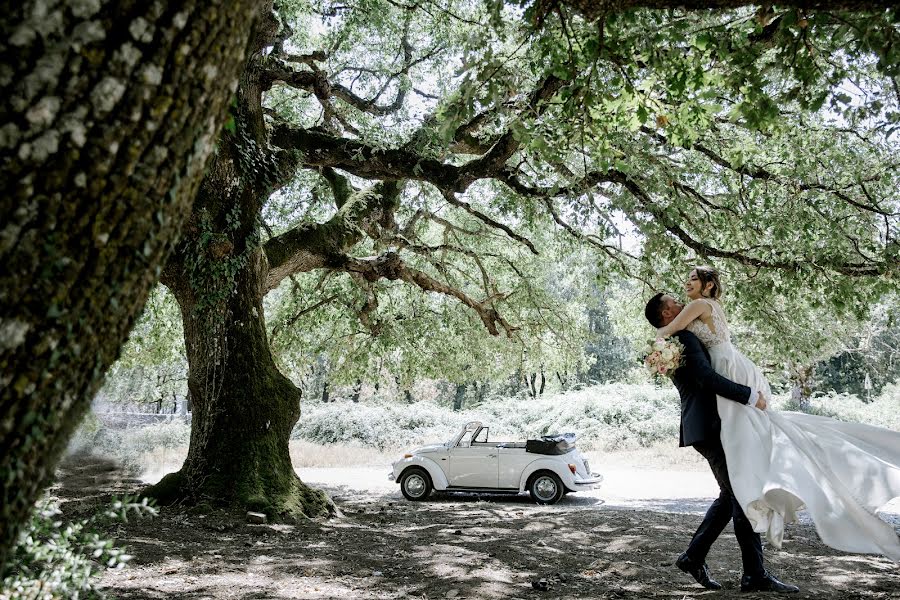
[528,471,564,505]
[400,467,433,501]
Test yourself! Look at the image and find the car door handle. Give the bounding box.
[486,454,497,458]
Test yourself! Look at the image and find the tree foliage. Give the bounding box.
[257,0,898,361]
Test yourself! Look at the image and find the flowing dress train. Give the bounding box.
[686,299,900,560]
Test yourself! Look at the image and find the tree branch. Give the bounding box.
[497,165,895,277]
[440,190,538,255]
[605,169,893,277]
[341,252,518,336]
[263,181,402,291]
[642,127,900,217]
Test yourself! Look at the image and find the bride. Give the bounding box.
[655,265,900,561]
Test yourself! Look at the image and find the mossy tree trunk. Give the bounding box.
[146,62,331,519]
[155,243,330,518]
[0,0,262,571]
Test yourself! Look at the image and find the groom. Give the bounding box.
[645,293,799,594]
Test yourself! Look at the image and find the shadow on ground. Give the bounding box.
[51,455,900,600]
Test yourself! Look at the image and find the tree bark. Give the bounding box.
[142,39,331,519]
[0,0,260,570]
[453,383,467,411]
[149,239,330,519]
[790,363,815,411]
[528,373,538,399]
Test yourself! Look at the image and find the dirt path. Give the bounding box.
[49,457,900,599]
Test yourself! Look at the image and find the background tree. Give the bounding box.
[0,0,266,571]
[816,296,900,398]
[146,3,593,515]
[97,287,187,414]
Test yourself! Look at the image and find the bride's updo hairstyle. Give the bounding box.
[694,265,722,299]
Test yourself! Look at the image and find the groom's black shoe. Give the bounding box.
[740,572,800,593]
[676,553,722,590]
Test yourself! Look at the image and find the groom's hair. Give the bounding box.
[644,293,666,328]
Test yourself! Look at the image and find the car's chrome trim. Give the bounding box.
[572,474,604,486]
[443,486,521,493]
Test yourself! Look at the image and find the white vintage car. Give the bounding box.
[389,421,602,504]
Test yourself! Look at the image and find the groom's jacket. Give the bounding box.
[671,330,752,447]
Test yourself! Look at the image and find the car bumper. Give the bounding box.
[571,473,604,488]
[388,472,396,481]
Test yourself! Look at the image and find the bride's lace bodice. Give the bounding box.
[686,298,731,348]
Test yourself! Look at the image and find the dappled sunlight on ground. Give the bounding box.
[48,454,900,599]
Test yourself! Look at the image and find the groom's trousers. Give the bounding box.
[686,438,765,577]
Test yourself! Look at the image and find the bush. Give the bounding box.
[295,383,682,451]
[776,386,900,431]
[295,382,899,453]
[295,401,483,450]
[1,496,156,599]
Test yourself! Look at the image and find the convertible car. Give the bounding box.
[389,421,603,504]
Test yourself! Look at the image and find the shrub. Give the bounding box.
[776,386,900,431]
[294,384,682,451]
[294,382,898,453]
[1,496,156,599]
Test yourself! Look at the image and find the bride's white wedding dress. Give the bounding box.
[686,298,900,561]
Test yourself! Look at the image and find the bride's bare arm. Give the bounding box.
[656,299,710,337]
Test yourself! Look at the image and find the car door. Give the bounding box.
[447,428,499,488]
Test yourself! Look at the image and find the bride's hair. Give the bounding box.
[694,265,722,299]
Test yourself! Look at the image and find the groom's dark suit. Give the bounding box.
[670,330,766,578]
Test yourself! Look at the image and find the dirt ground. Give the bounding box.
[51,455,900,600]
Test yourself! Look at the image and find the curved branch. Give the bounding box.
[544,0,897,24]
[342,252,518,336]
[263,181,402,291]
[440,190,538,255]
[606,169,893,277]
[497,166,895,277]
[642,127,900,217]
[320,167,354,208]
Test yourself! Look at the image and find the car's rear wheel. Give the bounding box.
[528,471,564,505]
[400,467,433,501]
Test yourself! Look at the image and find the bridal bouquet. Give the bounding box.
[643,337,685,379]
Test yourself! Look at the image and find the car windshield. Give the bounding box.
[456,426,490,447]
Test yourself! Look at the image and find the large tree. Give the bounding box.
[146,3,562,516]
[0,0,271,571]
[2,0,897,567]
[143,0,898,519]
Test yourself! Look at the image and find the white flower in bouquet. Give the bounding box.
[642,337,685,380]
